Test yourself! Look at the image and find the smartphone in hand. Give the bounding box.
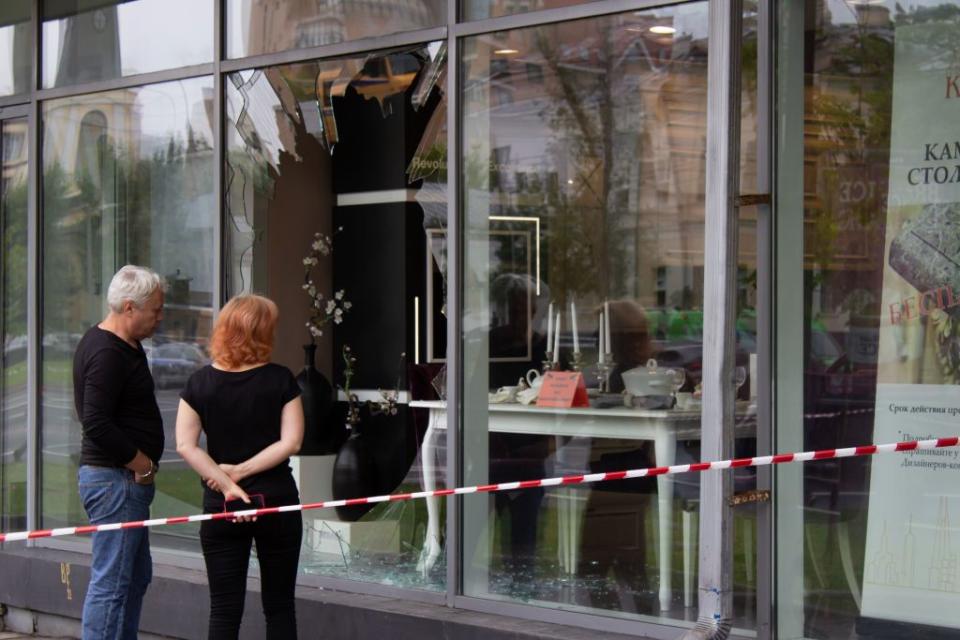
[223,493,265,515]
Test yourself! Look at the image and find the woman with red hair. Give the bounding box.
[175,294,304,639]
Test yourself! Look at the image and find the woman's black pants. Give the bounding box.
[200,511,302,639]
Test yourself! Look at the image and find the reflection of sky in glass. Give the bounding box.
[226,0,250,56]
[0,27,17,94]
[42,0,212,88]
[136,81,214,153]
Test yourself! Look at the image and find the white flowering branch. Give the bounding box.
[302,229,352,342]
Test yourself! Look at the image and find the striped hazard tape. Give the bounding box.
[1,436,956,543]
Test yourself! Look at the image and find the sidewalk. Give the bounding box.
[0,634,66,639]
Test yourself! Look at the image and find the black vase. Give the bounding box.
[332,426,378,521]
[296,343,337,455]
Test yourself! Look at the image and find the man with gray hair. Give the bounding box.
[72,265,165,639]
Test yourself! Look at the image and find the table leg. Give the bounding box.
[417,410,445,575]
[554,436,589,578]
[556,436,570,575]
[654,430,677,612]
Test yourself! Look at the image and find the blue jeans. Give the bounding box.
[78,465,155,640]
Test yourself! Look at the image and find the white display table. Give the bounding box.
[410,400,738,611]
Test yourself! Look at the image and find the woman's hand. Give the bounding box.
[204,464,243,491]
[222,483,257,523]
[218,463,244,483]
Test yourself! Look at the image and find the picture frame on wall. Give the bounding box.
[426,221,534,363]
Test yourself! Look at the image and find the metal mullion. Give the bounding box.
[213,0,223,310]
[32,0,40,94]
[35,63,215,102]
[444,0,460,609]
[0,96,31,109]
[0,105,30,119]
[25,0,40,543]
[219,26,449,74]
[772,1,806,636]
[0,118,4,535]
[451,0,683,37]
[754,0,774,636]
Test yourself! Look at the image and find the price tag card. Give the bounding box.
[536,371,590,408]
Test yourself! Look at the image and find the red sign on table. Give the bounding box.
[536,371,590,408]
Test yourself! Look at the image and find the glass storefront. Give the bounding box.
[459,2,758,628]
[39,78,216,552]
[3,0,960,638]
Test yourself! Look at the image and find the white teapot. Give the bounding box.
[516,368,544,404]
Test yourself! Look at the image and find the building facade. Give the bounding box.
[1,1,959,638]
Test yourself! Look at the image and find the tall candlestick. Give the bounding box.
[546,302,554,351]
[570,300,580,352]
[598,311,605,364]
[604,301,612,355]
[553,312,561,362]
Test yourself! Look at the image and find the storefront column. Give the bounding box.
[685,0,742,637]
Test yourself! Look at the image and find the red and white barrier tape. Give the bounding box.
[1,436,956,543]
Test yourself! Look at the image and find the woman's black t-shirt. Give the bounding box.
[180,363,301,511]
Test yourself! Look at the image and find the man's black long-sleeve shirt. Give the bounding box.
[73,326,164,467]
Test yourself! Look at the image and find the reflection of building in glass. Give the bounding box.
[42,83,216,341]
[1,119,28,189]
[245,0,439,51]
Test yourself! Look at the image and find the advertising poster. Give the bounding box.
[861,19,960,630]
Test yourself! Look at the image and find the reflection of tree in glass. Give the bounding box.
[43,125,215,334]
[534,25,621,301]
[2,177,28,337]
[809,2,896,273]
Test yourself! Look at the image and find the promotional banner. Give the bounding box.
[862,18,960,630]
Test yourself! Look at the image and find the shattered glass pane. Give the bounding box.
[224,42,449,592]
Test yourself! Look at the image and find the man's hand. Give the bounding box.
[126,450,155,476]
[133,459,158,485]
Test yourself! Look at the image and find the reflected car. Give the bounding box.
[148,342,209,390]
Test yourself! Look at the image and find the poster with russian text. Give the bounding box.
[862,19,960,630]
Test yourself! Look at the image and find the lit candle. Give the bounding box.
[570,300,580,352]
[546,302,554,353]
[553,312,561,362]
[598,311,605,364]
[604,301,612,355]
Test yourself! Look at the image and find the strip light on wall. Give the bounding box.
[414,295,420,365]
[489,215,541,295]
